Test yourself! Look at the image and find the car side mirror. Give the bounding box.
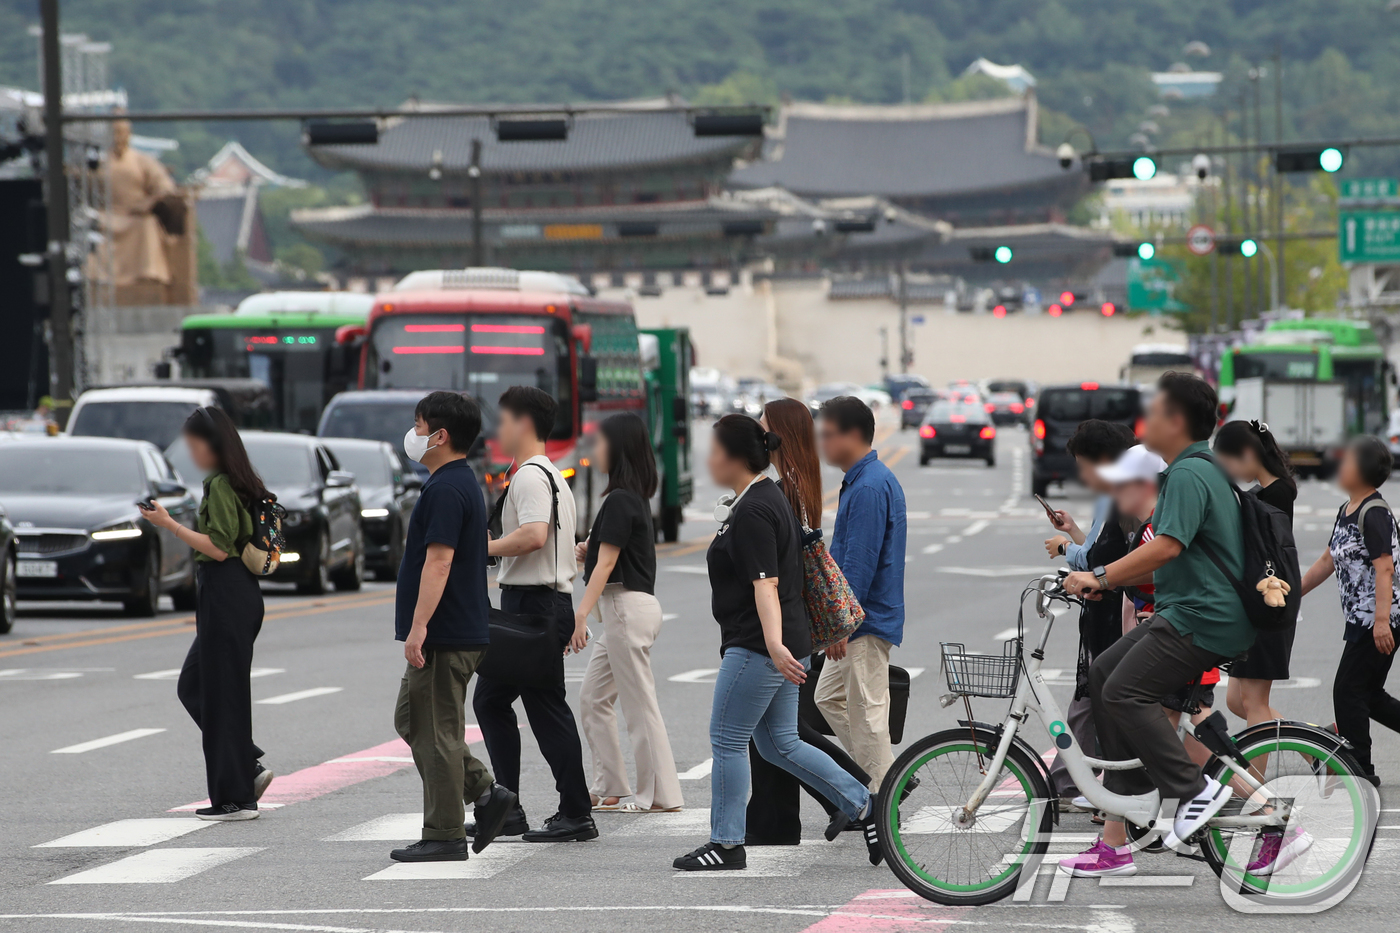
[578,356,599,403]
[326,470,356,488]
[402,472,423,489]
[154,479,187,497]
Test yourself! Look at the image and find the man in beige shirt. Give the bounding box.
[476,385,596,843]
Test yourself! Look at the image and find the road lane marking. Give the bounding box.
[678,759,713,780]
[171,730,486,812]
[0,592,395,660]
[327,813,424,841]
[49,847,262,884]
[936,566,1052,578]
[364,844,552,880]
[256,686,342,705]
[617,807,712,836]
[1098,875,1194,886]
[920,544,944,555]
[667,668,719,683]
[663,565,709,574]
[135,666,284,681]
[993,626,1020,641]
[36,819,210,848]
[51,728,166,755]
[963,519,989,536]
[662,613,678,621]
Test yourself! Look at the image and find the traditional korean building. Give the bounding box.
[728,96,1086,227]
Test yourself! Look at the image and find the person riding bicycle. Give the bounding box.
[1065,373,1256,851]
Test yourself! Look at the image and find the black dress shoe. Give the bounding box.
[824,808,851,841]
[471,784,520,854]
[466,804,529,838]
[390,838,467,862]
[521,812,599,842]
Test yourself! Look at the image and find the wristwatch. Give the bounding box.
[1057,541,1067,556]
[1092,564,1110,589]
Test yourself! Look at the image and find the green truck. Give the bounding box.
[640,328,694,542]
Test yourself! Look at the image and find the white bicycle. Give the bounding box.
[877,571,1378,908]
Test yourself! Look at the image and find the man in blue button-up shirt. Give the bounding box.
[815,396,906,789]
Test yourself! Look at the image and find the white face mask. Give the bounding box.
[403,426,441,463]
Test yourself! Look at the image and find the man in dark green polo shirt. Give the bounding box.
[1065,372,1251,850]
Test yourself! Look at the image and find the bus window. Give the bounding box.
[369,313,569,437]
[1334,358,1386,436]
[1234,353,1318,381]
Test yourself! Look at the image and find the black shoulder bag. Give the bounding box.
[478,463,568,690]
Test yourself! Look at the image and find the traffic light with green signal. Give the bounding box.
[1088,155,1157,182]
[1275,147,1344,174]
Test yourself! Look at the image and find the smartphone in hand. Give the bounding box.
[1033,494,1057,522]
[136,499,156,512]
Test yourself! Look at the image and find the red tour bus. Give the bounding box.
[341,268,646,533]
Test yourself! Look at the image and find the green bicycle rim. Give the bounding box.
[887,742,1042,893]
[1204,738,1366,894]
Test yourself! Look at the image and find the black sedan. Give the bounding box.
[0,503,15,633]
[0,437,198,615]
[168,432,365,595]
[900,388,937,430]
[319,437,421,581]
[984,391,1028,426]
[918,400,997,467]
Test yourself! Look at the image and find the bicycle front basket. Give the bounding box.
[940,638,1021,699]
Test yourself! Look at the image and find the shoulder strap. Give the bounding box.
[520,462,561,590]
[1356,498,1396,565]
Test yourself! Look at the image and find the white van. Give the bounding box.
[67,386,219,451]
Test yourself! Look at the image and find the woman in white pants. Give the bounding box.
[576,414,683,812]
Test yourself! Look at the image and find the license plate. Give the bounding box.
[16,560,58,578]
[944,444,972,454]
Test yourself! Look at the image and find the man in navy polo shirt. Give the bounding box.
[390,391,516,864]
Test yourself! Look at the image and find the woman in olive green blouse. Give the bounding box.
[144,407,275,821]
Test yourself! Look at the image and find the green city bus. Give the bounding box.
[178,292,374,433]
[1218,319,1392,437]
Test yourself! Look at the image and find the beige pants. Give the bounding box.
[579,585,683,809]
[815,635,894,790]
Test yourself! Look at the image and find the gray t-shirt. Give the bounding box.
[496,455,577,593]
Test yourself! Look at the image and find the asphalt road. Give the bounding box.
[2,417,1397,933]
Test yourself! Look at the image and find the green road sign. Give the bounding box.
[1340,211,1400,263]
[1339,178,1399,202]
[1127,257,1188,314]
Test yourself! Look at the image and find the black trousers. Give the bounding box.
[473,587,591,819]
[1334,633,1400,775]
[744,654,870,844]
[1088,616,1225,803]
[177,559,265,808]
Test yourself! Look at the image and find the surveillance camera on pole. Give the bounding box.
[1056,142,1075,170]
[1192,153,1210,180]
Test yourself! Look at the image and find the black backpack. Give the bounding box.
[1167,451,1300,633]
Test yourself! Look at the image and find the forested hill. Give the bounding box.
[3,0,1399,178]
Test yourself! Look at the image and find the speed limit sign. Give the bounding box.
[1187,224,1215,256]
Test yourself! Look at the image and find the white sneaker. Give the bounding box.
[1164,777,1231,849]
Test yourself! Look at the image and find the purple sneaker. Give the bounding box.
[1247,826,1313,876]
[1058,839,1136,877]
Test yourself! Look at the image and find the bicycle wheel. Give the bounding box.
[878,727,1053,906]
[1200,725,1378,907]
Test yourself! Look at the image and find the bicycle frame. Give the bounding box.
[956,575,1287,836]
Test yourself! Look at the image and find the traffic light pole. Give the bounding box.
[40,0,73,402]
[469,138,483,267]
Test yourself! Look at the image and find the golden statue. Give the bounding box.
[107,119,177,286]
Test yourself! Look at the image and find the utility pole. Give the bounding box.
[1252,70,1266,314]
[1273,48,1286,310]
[40,0,73,402]
[469,138,483,267]
[897,262,912,373]
[1237,91,1253,319]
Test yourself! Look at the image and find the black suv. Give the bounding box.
[1030,383,1143,497]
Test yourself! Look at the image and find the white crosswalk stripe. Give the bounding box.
[364,843,553,880]
[49,848,262,884]
[35,819,210,848]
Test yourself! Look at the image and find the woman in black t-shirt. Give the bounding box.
[1214,420,1299,725]
[672,415,874,872]
[575,414,682,813]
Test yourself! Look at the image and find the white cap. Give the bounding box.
[1097,444,1167,484]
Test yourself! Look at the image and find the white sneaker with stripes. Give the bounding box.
[1165,777,1231,849]
[672,841,747,871]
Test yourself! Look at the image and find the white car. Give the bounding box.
[67,386,221,450]
[807,382,891,416]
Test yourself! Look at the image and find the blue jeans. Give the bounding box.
[709,647,870,845]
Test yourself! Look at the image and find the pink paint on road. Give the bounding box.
[799,890,955,933]
[171,727,486,812]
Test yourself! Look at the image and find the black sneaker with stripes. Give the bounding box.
[861,819,883,866]
[673,841,746,871]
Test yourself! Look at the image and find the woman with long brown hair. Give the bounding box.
[742,398,873,849]
[142,407,274,820]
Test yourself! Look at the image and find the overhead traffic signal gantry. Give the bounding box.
[1087,155,1157,182]
[1274,146,1345,174]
